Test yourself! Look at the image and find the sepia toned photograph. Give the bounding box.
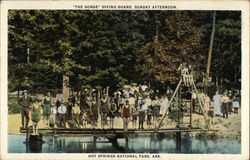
[0,0,249,160]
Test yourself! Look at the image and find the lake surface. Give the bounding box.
[8,134,241,154]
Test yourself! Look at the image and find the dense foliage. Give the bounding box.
[8,10,241,94]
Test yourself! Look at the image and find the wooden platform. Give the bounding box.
[20,127,211,136]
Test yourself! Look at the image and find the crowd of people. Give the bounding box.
[18,82,171,134]
[18,64,241,134]
[18,82,241,134]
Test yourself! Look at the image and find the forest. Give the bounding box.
[8,10,241,95]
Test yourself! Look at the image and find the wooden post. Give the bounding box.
[125,137,129,150]
[63,75,70,102]
[93,136,97,150]
[155,79,182,132]
[176,132,181,151]
[177,84,181,128]
[190,97,192,128]
[206,11,216,78]
[192,81,210,130]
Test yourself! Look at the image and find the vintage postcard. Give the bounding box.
[0,0,249,160]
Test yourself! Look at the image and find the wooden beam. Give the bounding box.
[20,127,212,136]
[192,81,210,130]
[155,79,182,132]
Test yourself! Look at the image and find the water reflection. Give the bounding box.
[8,134,241,154]
[24,135,44,153]
[25,141,44,153]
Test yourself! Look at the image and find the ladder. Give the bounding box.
[155,74,210,132]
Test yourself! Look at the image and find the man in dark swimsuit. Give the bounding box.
[19,90,33,128]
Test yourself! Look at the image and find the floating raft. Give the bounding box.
[20,127,212,136]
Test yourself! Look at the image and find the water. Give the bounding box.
[8,134,241,154]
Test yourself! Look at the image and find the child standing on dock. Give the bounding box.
[31,98,42,135]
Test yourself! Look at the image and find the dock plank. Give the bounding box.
[20,127,212,135]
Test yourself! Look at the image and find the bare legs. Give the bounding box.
[123,118,128,131]
[32,122,39,135]
[101,113,108,129]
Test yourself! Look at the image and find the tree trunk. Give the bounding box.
[27,47,30,63]
[206,11,216,78]
[220,78,223,93]
[216,75,219,92]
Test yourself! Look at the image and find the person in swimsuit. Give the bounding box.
[43,92,52,128]
[131,106,138,129]
[121,100,131,131]
[31,98,42,135]
[90,96,99,128]
[109,98,117,129]
[100,86,110,129]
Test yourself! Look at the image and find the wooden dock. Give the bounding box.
[20,127,211,136]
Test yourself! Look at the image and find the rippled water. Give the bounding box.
[8,134,241,154]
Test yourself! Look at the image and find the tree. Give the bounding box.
[137,11,203,89]
[8,10,151,93]
[211,11,241,91]
[8,10,241,95]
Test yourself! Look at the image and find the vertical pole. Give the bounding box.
[93,136,97,150]
[190,97,192,128]
[220,78,223,93]
[27,47,30,63]
[206,11,216,78]
[125,137,129,150]
[192,81,210,130]
[176,132,181,151]
[177,84,181,128]
[26,127,30,153]
[216,75,219,92]
[205,11,216,94]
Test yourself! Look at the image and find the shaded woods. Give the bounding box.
[8,10,241,95]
